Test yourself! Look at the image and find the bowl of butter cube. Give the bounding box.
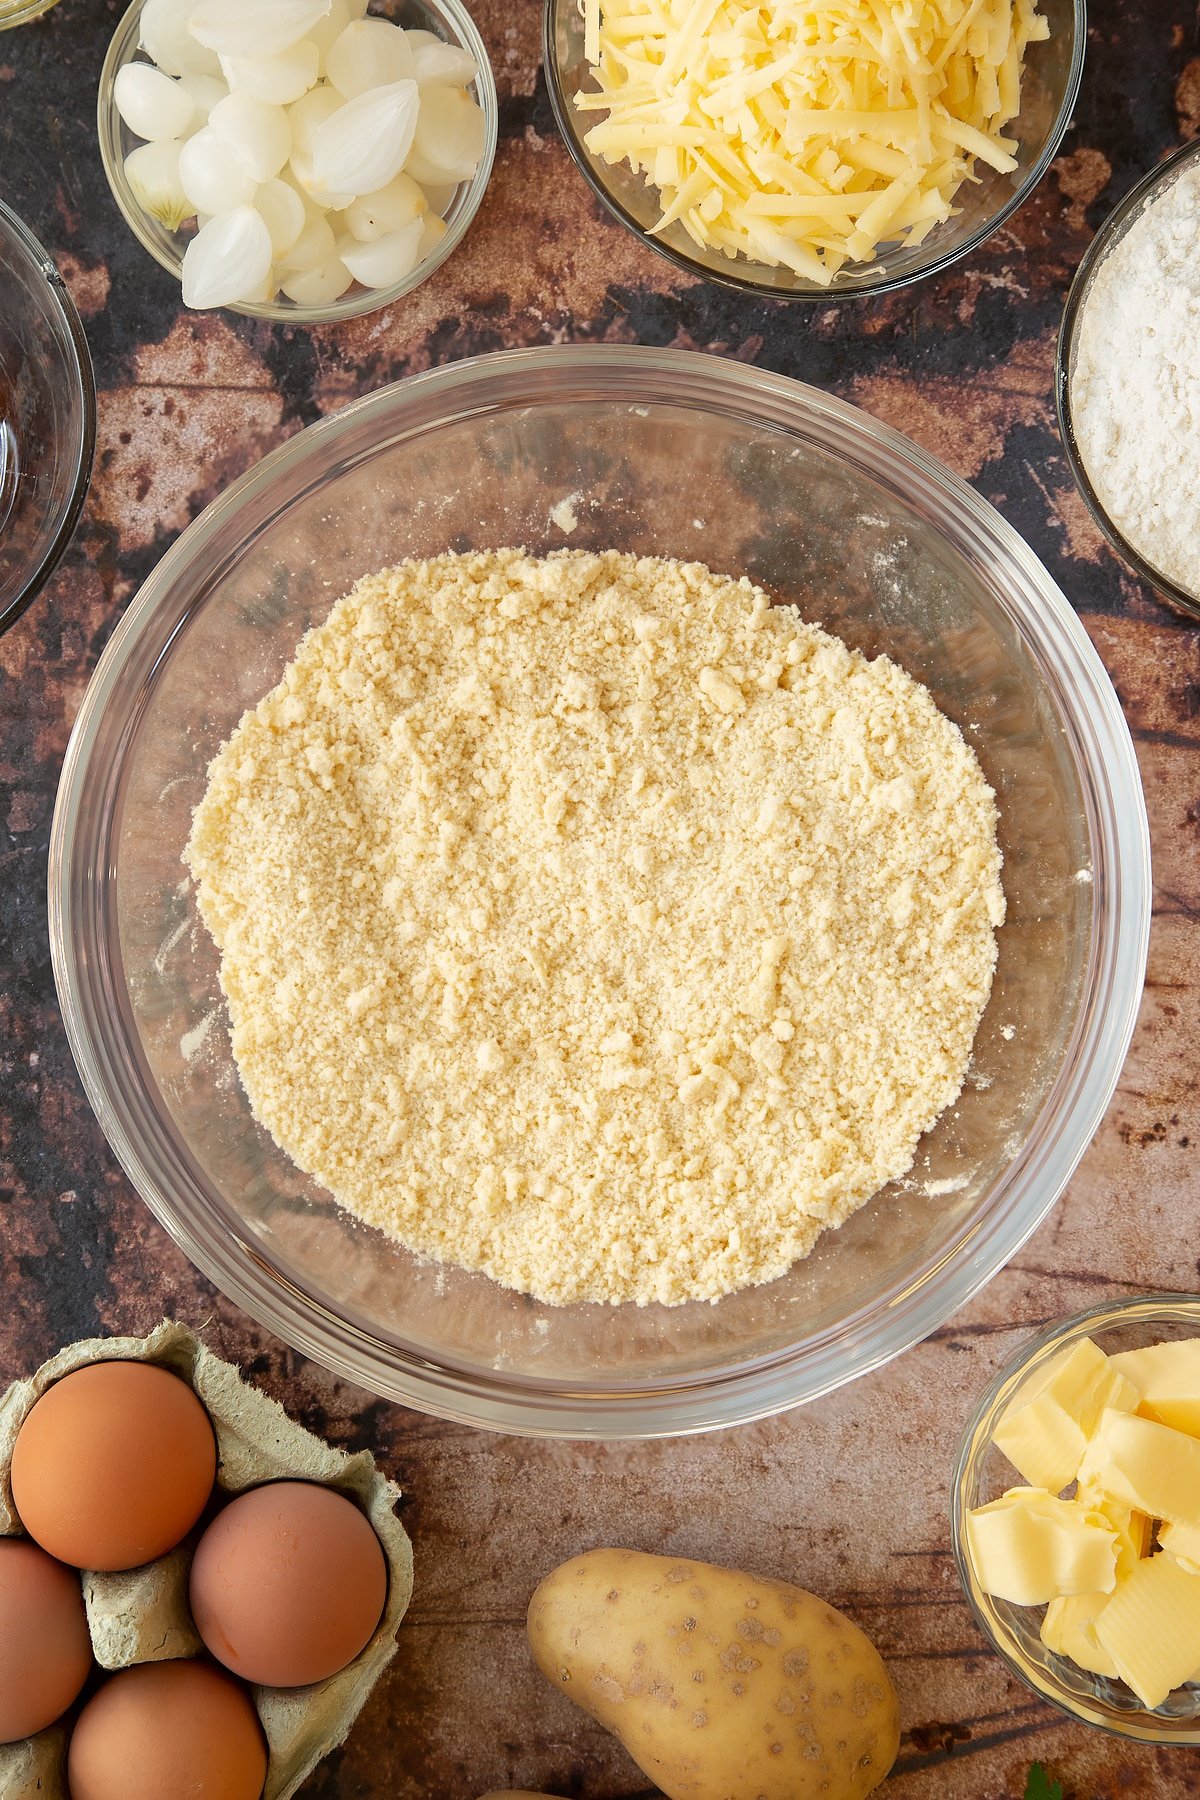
[97,0,497,320]
[952,1294,1200,1742]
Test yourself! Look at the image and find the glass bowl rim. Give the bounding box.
[48,344,1151,1438]
[950,1292,1200,1742]
[0,194,96,637]
[541,0,1087,302]
[96,0,499,325]
[1055,137,1200,621]
[0,0,61,28]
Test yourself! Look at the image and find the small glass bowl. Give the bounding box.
[97,0,498,325]
[0,0,61,28]
[951,1294,1200,1744]
[0,196,96,635]
[1056,139,1200,621]
[543,0,1085,300]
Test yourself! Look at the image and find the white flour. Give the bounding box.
[1070,162,1200,598]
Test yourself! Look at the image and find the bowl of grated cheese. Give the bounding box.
[544,0,1085,297]
[48,346,1148,1437]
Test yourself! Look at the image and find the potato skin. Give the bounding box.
[527,1548,898,1800]
[477,1792,568,1797]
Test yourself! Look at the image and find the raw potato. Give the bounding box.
[527,1550,898,1800]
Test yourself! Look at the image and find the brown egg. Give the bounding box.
[67,1659,267,1800]
[0,1538,92,1743]
[10,1361,216,1571]
[189,1481,387,1687]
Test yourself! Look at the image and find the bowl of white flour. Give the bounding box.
[1058,139,1200,617]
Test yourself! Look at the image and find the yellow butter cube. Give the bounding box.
[1159,1519,1200,1577]
[1078,1409,1200,1529]
[1111,1337,1200,1438]
[993,1337,1140,1493]
[966,1487,1118,1606]
[1041,1591,1119,1678]
[1074,1477,1152,1580]
[1094,1553,1200,1709]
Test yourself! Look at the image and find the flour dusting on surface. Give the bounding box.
[180,1008,220,1065]
[549,494,581,533]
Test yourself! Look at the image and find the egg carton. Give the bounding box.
[0,1320,414,1800]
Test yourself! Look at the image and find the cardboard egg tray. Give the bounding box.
[0,1320,414,1800]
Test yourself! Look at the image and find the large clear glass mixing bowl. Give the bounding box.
[48,348,1150,1438]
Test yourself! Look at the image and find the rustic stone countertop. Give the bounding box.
[2,1,1199,1795]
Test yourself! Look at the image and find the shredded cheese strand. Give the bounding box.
[575,0,1048,281]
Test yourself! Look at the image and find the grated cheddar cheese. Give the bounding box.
[575,0,1050,281]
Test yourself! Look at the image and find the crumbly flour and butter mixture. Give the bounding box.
[186,550,1004,1307]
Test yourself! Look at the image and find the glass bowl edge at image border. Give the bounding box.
[950,1293,1200,1744]
[47,346,1151,1439]
[1055,137,1200,622]
[541,0,1086,301]
[0,196,97,637]
[96,0,499,326]
[0,0,61,30]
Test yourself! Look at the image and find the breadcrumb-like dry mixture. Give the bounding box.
[186,550,1004,1307]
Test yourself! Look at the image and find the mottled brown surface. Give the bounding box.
[1,1,1199,1796]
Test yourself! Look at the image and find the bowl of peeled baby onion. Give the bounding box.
[97,0,497,321]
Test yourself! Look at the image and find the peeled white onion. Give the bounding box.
[306,0,350,64]
[115,62,197,140]
[420,179,457,216]
[181,204,272,307]
[337,216,421,287]
[416,209,447,260]
[220,41,319,106]
[178,124,258,212]
[341,169,425,240]
[404,84,485,185]
[189,0,332,56]
[280,256,352,303]
[209,93,291,180]
[140,0,222,76]
[124,138,192,229]
[287,82,342,153]
[312,78,419,196]
[289,147,354,209]
[410,38,477,87]
[324,17,413,98]
[245,267,279,303]
[177,70,229,126]
[277,212,336,271]
[253,175,307,252]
